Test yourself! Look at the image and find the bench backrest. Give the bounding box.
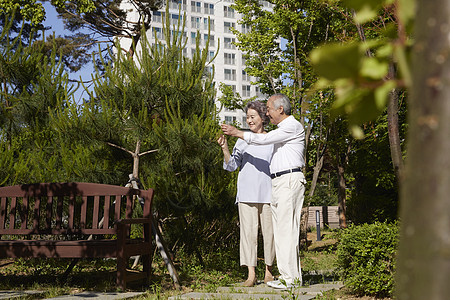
[0,182,154,237]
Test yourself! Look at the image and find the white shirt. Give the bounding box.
[243,115,305,174]
[223,139,273,204]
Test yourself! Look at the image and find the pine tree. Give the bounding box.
[0,14,107,185]
[55,5,218,184]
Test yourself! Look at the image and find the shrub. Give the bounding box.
[335,222,398,298]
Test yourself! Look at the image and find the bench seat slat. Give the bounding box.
[0,240,152,258]
[0,228,118,235]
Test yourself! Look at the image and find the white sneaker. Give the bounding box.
[267,280,292,289]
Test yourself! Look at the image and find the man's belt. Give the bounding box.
[270,167,302,179]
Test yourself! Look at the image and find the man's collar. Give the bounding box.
[277,115,291,127]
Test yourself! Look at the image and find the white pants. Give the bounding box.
[238,202,275,267]
[271,172,306,285]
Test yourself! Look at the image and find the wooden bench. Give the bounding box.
[0,182,154,290]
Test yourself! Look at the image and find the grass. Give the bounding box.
[0,232,342,299]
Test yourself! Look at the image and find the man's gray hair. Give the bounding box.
[271,93,291,115]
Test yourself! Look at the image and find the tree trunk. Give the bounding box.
[309,148,325,198]
[336,143,350,228]
[396,0,450,298]
[387,64,404,182]
[337,164,347,229]
[132,140,141,179]
[309,155,324,198]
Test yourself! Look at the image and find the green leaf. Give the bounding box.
[374,80,396,110]
[398,0,416,30]
[360,57,389,79]
[353,6,378,24]
[343,0,384,10]
[350,124,365,140]
[376,43,394,58]
[310,43,361,81]
[348,92,385,125]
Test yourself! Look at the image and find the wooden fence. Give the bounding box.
[303,206,340,229]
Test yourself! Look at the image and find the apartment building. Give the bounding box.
[121,0,273,129]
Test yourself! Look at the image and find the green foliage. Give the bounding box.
[0,0,96,25]
[311,40,396,137]
[306,183,338,206]
[232,0,348,99]
[0,0,45,25]
[336,222,398,297]
[310,0,413,138]
[345,100,407,223]
[0,14,121,185]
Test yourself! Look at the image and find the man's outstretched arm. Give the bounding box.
[221,124,244,139]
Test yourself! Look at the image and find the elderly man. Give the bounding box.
[221,93,306,289]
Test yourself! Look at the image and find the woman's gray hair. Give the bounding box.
[244,101,270,126]
[271,93,291,115]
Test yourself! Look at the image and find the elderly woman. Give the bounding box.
[217,101,275,287]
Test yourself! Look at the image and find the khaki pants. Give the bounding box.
[238,202,275,267]
[271,171,306,285]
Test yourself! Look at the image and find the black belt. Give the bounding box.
[270,167,302,179]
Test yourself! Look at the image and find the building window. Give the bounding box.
[224,21,235,34]
[191,16,201,29]
[242,24,251,34]
[204,66,213,74]
[191,1,201,13]
[169,0,183,9]
[171,14,182,26]
[242,70,250,81]
[153,27,163,40]
[224,53,236,65]
[224,6,235,18]
[227,84,236,93]
[242,85,251,97]
[153,11,162,23]
[191,32,197,44]
[242,116,249,129]
[224,37,236,49]
[224,115,237,124]
[255,86,264,98]
[204,34,215,47]
[208,50,215,61]
[203,18,215,31]
[241,54,248,65]
[204,3,214,14]
[224,69,236,81]
[259,0,272,8]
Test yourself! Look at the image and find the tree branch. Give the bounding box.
[139,149,159,156]
[106,142,134,155]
